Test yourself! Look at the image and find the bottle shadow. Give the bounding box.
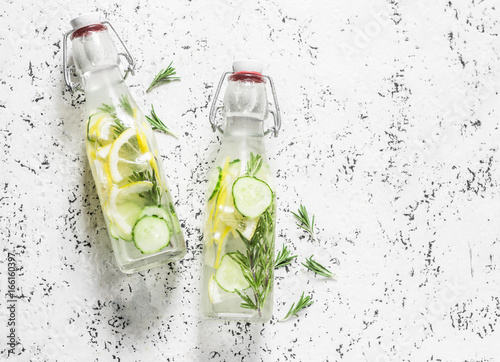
[79,157,181,339]
[196,317,265,361]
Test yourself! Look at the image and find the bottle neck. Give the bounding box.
[224,116,264,138]
[71,27,120,80]
[82,66,135,119]
[82,65,124,93]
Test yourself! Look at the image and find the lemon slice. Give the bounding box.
[135,127,164,182]
[108,128,151,183]
[94,160,113,195]
[240,218,258,240]
[87,142,97,161]
[87,115,105,141]
[96,144,112,160]
[136,128,149,153]
[109,181,154,241]
[97,119,119,144]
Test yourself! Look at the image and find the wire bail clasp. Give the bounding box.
[209,72,282,137]
[62,19,136,92]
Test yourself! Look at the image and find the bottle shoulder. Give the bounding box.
[210,141,275,187]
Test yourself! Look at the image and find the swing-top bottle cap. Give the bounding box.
[232,59,264,74]
[70,13,101,30]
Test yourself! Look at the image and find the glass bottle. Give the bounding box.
[201,60,281,322]
[63,14,186,273]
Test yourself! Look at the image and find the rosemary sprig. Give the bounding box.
[282,292,314,320]
[145,105,177,137]
[274,244,297,269]
[291,204,315,240]
[129,170,162,206]
[229,203,275,316]
[98,104,115,114]
[99,95,134,117]
[246,152,263,177]
[110,119,127,137]
[235,289,259,310]
[96,103,127,137]
[302,255,335,277]
[146,62,180,92]
[119,95,134,116]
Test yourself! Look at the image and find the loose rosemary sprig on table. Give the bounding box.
[291,204,315,240]
[246,152,263,177]
[146,62,180,92]
[302,255,335,277]
[282,292,314,320]
[229,204,275,316]
[275,244,297,269]
[145,105,177,137]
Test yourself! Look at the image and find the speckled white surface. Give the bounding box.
[1,0,500,361]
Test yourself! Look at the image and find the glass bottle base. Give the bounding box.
[116,248,186,274]
[201,310,271,323]
[111,233,186,274]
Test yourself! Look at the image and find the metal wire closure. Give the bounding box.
[102,21,136,80]
[62,20,136,92]
[62,29,82,92]
[209,71,282,137]
[209,72,232,134]
[262,75,281,137]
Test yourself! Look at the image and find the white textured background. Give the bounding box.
[1,0,500,361]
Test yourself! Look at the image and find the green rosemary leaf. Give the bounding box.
[302,255,335,278]
[246,152,263,177]
[229,204,276,315]
[145,105,177,137]
[96,103,126,137]
[110,119,126,137]
[146,61,180,93]
[291,204,315,240]
[169,203,176,214]
[129,170,162,206]
[235,229,252,251]
[274,244,297,269]
[235,289,258,310]
[282,292,314,320]
[228,251,250,270]
[98,103,115,114]
[119,95,134,116]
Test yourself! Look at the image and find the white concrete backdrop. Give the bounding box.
[1,0,500,361]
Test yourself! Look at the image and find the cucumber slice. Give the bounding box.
[215,253,250,293]
[109,223,119,240]
[232,176,273,218]
[169,203,182,234]
[139,206,170,221]
[207,167,222,201]
[86,114,98,141]
[139,205,182,234]
[132,216,171,254]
